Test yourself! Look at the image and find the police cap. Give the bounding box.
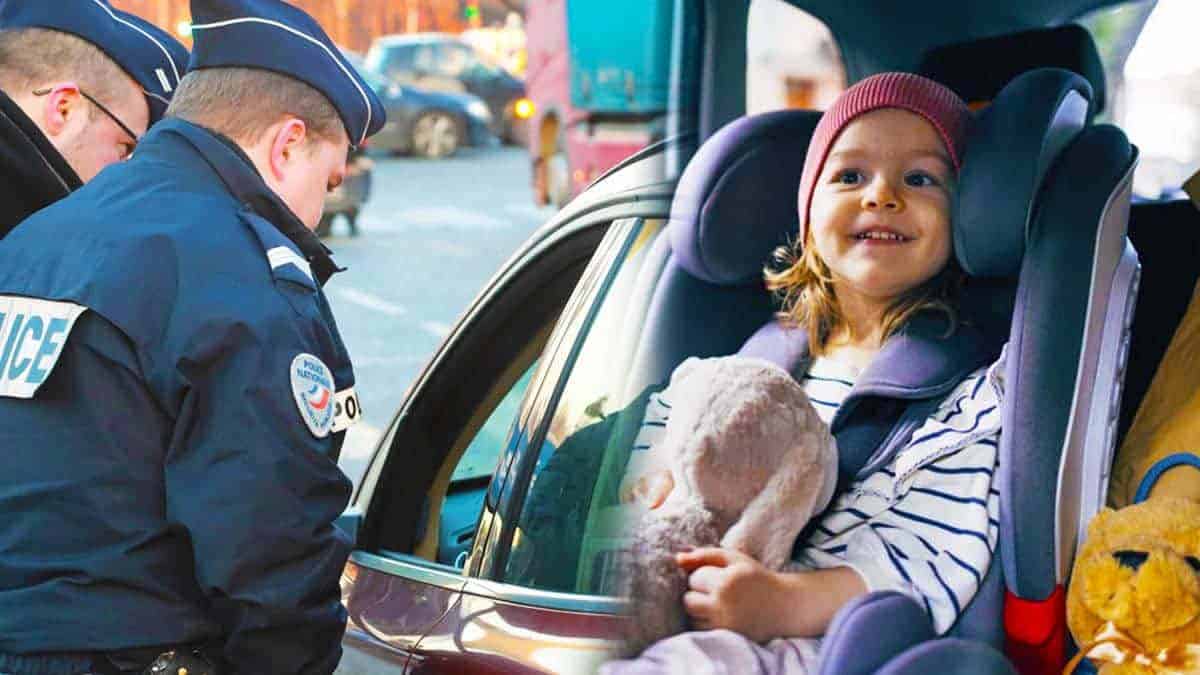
[0,0,189,123]
[188,0,386,147]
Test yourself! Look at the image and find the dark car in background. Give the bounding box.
[366,71,495,158]
[318,144,373,237]
[348,53,495,158]
[365,33,531,144]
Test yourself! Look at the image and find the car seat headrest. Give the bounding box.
[670,68,1092,286]
[955,68,1093,278]
[668,109,822,286]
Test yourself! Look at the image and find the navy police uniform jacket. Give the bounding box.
[0,118,360,675]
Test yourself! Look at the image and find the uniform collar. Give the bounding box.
[148,117,343,286]
[0,88,83,238]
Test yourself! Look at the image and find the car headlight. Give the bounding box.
[467,100,492,122]
[513,97,535,120]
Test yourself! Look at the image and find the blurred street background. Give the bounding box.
[108,0,1200,490]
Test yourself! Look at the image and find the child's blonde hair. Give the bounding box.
[763,235,965,355]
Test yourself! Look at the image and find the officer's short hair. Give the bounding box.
[0,28,134,116]
[166,67,344,147]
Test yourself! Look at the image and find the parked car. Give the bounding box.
[318,144,372,237]
[365,33,532,145]
[336,1,1191,673]
[345,52,494,159]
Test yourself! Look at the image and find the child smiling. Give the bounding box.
[606,72,1006,673]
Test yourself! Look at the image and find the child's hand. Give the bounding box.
[675,547,789,643]
[619,468,675,509]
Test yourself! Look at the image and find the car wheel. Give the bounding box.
[316,213,334,238]
[412,112,460,159]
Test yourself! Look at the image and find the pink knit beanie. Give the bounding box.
[797,72,970,243]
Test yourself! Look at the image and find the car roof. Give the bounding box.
[787,0,1148,78]
[370,33,464,48]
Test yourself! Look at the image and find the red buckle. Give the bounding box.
[1004,585,1067,675]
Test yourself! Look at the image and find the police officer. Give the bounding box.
[0,0,385,672]
[0,0,188,236]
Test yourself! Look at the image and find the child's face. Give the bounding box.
[808,108,956,309]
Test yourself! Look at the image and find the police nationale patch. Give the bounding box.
[291,353,336,438]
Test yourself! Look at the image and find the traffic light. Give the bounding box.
[463,1,479,21]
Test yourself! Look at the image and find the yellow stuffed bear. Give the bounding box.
[1065,498,1200,674]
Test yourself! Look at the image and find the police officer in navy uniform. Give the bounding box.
[0,0,385,673]
[0,0,188,237]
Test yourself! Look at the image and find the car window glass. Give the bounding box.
[1078,0,1199,200]
[413,44,437,73]
[746,0,846,114]
[438,43,473,77]
[434,359,541,569]
[500,218,671,596]
[379,46,414,79]
[452,361,538,483]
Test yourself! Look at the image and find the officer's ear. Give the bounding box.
[267,117,309,181]
[37,83,86,139]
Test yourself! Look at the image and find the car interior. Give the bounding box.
[349,0,1199,672]
[570,2,1193,671]
[621,2,1193,672]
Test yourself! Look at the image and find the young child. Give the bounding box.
[605,72,1006,673]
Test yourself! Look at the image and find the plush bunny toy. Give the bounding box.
[618,355,839,656]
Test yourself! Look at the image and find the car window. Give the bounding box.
[413,44,438,73]
[371,45,413,79]
[746,0,846,114]
[499,218,671,596]
[450,361,538,483]
[437,43,474,77]
[1077,0,1198,199]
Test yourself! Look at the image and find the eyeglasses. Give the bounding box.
[33,86,141,155]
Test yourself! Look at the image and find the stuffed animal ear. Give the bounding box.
[1083,507,1117,549]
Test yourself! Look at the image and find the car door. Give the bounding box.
[334,144,680,675]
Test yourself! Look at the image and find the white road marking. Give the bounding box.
[331,288,407,317]
[421,320,452,338]
[351,354,427,367]
[361,206,512,231]
[340,421,383,461]
[428,239,475,257]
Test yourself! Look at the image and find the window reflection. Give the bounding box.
[503,219,670,595]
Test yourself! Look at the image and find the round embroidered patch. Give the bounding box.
[291,353,335,438]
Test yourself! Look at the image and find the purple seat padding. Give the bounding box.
[668,109,821,285]
[659,61,1134,672]
[877,638,1017,675]
[955,68,1092,279]
[997,123,1135,598]
[815,591,934,675]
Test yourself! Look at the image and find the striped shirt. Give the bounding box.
[627,350,1005,635]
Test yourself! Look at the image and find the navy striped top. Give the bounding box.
[626,350,1005,634]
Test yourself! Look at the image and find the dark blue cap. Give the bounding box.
[188,0,387,146]
[0,0,189,123]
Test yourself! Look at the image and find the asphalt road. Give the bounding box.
[324,145,556,488]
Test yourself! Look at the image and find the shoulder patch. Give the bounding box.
[0,296,87,398]
[267,246,314,284]
[291,353,336,438]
